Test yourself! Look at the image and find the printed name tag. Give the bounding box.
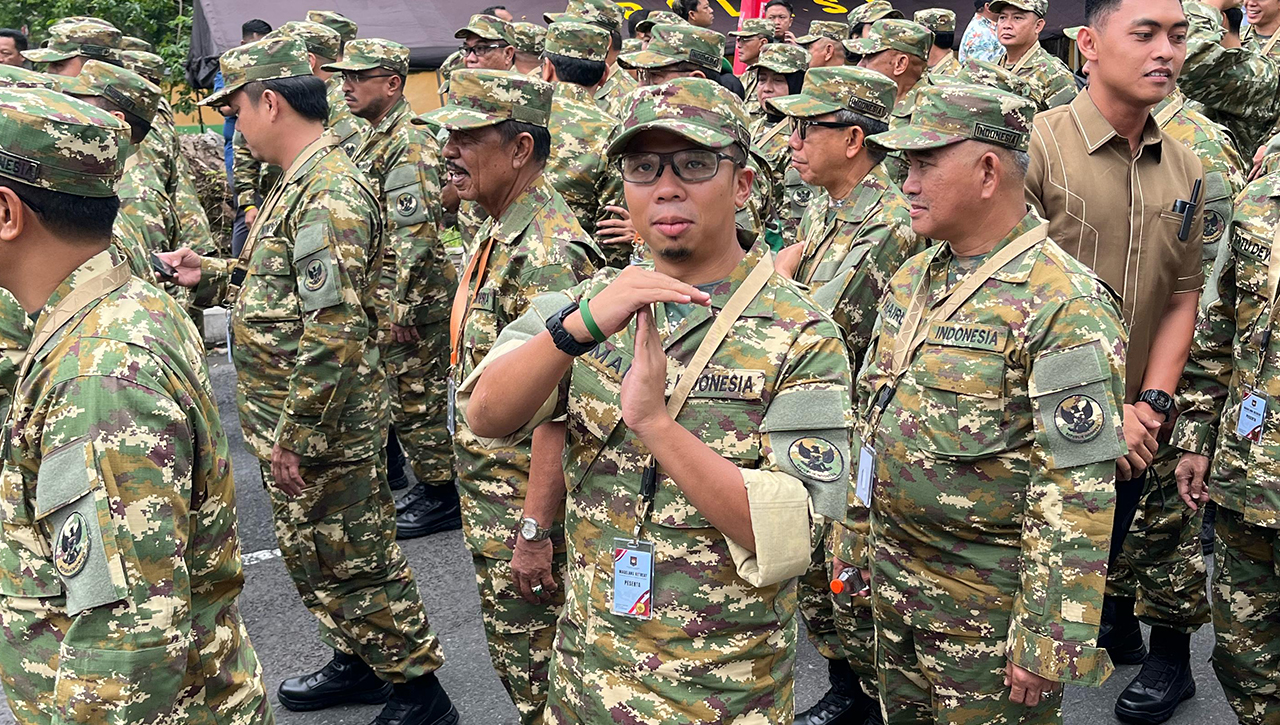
[855,442,875,506]
[685,369,767,400]
[1237,390,1267,443]
[611,538,655,620]
[926,321,1007,352]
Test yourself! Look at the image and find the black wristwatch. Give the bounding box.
[546,301,598,357]
[1138,389,1174,421]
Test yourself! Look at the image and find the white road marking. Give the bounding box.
[242,548,282,566]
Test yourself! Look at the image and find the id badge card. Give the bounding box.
[611,538,655,620]
[854,437,875,507]
[1238,389,1268,443]
[446,378,456,437]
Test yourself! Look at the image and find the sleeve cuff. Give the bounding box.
[832,522,869,570]
[724,469,813,588]
[391,301,445,328]
[193,256,233,309]
[236,194,256,209]
[1172,416,1217,456]
[275,418,330,459]
[1005,621,1115,687]
[456,338,558,448]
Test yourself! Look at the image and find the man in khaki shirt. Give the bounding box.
[1025,0,1204,721]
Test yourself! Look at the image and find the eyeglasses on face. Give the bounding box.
[616,149,738,184]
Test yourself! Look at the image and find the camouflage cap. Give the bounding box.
[268,21,342,61]
[119,36,153,52]
[989,0,1049,17]
[767,65,896,122]
[730,19,775,38]
[938,57,1042,102]
[199,36,313,107]
[545,20,610,62]
[748,42,809,74]
[847,1,904,26]
[544,0,624,32]
[510,22,547,54]
[0,65,57,90]
[50,16,116,28]
[61,59,162,124]
[306,10,359,44]
[455,14,517,45]
[1062,25,1082,40]
[438,49,464,95]
[23,21,122,65]
[635,10,687,34]
[618,24,725,73]
[121,50,167,85]
[0,86,128,197]
[913,8,956,33]
[796,20,849,45]
[322,38,409,75]
[416,69,553,130]
[605,77,751,157]
[869,83,1035,152]
[844,19,932,61]
[622,38,643,53]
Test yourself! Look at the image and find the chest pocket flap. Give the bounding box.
[34,440,129,615]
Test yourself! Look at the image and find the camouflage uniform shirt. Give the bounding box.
[998,42,1075,109]
[752,115,816,248]
[545,81,624,238]
[0,289,29,420]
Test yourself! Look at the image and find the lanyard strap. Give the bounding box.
[868,225,1048,435]
[18,261,132,383]
[632,252,776,537]
[1246,220,1280,387]
[227,136,337,301]
[1264,31,1280,56]
[1154,94,1185,129]
[449,236,497,367]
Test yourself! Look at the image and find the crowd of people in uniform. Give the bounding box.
[0,0,1276,724]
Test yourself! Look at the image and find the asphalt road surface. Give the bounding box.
[0,353,1240,725]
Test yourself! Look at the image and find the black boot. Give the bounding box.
[796,658,876,725]
[277,650,392,712]
[396,481,462,539]
[396,481,428,515]
[1098,595,1147,665]
[386,428,410,491]
[1114,627,1195,724]
[1200,501,1216,555]
[370,673,460,725]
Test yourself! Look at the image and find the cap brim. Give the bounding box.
[606,119,737,157]
[843,38,884,55]
[988,1,1039,13]
[199,82,241,107]
[418,105,504,130]
[728,29,763,37]
[543,12,562,23]
[617,49,679,70]
[868,127,966,151]
[766,93,841,118]
[22,48,75,63]
[455,26,503,41]
[322,59,378,72]
[795,35,821,45]
[749,59,806,74]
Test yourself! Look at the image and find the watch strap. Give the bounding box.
[546,301,598,357]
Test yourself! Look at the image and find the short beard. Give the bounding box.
[657,245,692,263]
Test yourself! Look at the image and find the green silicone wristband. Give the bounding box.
[579,298,607,343]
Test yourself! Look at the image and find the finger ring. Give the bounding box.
[532,584,544,594]
[1041,691,1053,698]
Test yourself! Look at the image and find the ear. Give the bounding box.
[732,159,755,208]
[846,125,866,160]
[691,69,708,79]
[308,53,322,74]
[502,46,516,67]
[388,74,404,94]
[262,89,282,122]
[1034,17,1046,35]
[0,186,28,243]
[979,150,1001,199]
[541,58,554,83]
[510,131,535,169]
[1077,26,1099,62]
[894,52,910,76]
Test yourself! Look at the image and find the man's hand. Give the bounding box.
[596,205,637,246]
[1117,403,1159,481]
[1005,663,1059,708]
[621,306,673,437]
[1250,145,1268,182]
[157,248,204,288]
[569,266,710,342]
[243,206,259,229]
[511,535,557,604]
[270,444,306,497]
[1175,452,1212,510]
[775,243,804,280]
[391,323,420,343]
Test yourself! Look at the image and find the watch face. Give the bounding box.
[521,520,537,540]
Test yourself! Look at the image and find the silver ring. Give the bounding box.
[532,584,544,594]
[1041,692,1053,698]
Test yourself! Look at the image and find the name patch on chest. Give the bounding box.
[1236,234,1272,263]
[881,299,906,328]
[584,342,628,377]
[926,322,1007,352]
[686,369,766,400]
[472,289,495,310]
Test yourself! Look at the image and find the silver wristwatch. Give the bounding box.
[519,517,551,542]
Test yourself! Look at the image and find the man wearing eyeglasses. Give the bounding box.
[418,69,602,724]
[849,18,935,185]
[325,39,463,545]
[458,76,854,725]
[456,14,517,71]
[769,64,924,725]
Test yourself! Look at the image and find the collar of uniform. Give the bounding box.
[371,95,413,137]
[1070,89,1164,158]
[555,80,597,107]
[594,64,630,100]
[931,210,1044,283]
[34,250,116,335]
[282,134,340,189]
[1001,40,1042,70]
[493,177,555,245]
[836,163,891,223]
[660,240,777,352]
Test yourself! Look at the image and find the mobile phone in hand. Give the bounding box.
[150,252,176,281]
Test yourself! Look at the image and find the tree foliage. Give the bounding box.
[0,0,197,112]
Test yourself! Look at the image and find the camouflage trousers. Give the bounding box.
[471,554,565,725]
[1106,452,1210,632]
[1211,506,1280,725]
[875,611,1063,725]
[261,456,445,682]
[382,321,453,485]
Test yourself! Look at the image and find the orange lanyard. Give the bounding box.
[449,236,496,367]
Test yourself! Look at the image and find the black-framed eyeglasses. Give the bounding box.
[460,42,509,57]
[791,117,855,140]
[346,72,397,83]
[616,149,738,184]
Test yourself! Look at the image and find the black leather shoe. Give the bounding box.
[278,651,392,712]
[1099,596,1147,665]
[387,474,411,491]
[797,658,876,725]
[396,482,427,515]
[1114,628,1195,724]
[370,674,460,725]
[396,484,462,539]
